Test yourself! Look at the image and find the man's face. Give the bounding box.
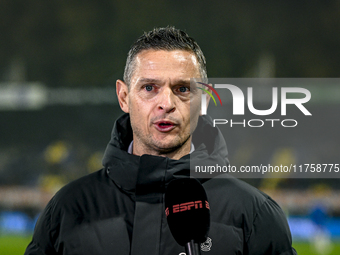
[117,50,202,158]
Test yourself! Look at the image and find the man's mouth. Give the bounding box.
[154,120,177,132]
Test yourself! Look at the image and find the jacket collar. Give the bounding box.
[102,113,229,197]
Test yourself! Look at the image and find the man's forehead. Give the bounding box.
[136,49,197,64]
[135,77,192,85]
[131,50,201,82]
[135,49,197,60]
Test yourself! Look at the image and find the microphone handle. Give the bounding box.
[185,240,201,255]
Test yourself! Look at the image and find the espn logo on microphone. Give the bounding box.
[165,200,210,217]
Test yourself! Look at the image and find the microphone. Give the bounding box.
[165,178,210,255]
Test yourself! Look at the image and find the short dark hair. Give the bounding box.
[123,26,207,86]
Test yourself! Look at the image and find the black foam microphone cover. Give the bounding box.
[165,178,210,246]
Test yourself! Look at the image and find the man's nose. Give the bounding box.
[157,87,176,113]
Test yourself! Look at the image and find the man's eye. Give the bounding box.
[145,85,153,91]
[179,86,189,93]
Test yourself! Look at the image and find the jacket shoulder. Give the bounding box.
[203,176,281,234]
[203,176,295,254]
[204,175,270,214]
[49,168,122,218]
[54,169,108,200]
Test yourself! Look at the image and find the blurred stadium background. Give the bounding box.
[1,1,340,254]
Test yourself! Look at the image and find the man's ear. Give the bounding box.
[205,87,212,108]
[116,79,129,113]
[199,85,212,115]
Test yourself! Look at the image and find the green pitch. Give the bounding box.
[293,242,340,255]
[1,236,340,255]
[0,235,32,254]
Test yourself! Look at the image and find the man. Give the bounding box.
[25,27,297,255]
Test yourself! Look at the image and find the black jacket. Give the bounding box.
[25,114,297,255]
